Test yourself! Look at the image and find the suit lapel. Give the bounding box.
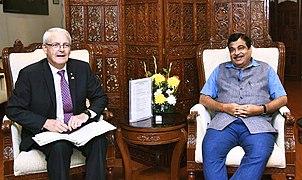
[42,59,56,109]
[67,60,77,110]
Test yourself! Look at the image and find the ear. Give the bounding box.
[42,44,47,54]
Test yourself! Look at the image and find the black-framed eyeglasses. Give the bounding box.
[45,43,71,49]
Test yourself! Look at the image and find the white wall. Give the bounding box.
[0,0,65,54]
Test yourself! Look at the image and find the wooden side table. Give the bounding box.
[116,113,187,180]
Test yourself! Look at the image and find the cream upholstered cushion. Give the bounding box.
[0,72,7,104]
[0,89,7,104]
[1,115,86,176]
[6,48,90,176]
[7,117,86,176]
[202,46,279,80]
[194,46,286,168]
[9,49,90,85]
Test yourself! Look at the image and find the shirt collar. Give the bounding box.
[225,58,260,69]
[48,62,67,77]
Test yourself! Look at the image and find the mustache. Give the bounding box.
[233,53,244,58]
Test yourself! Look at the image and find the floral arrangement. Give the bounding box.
[144,56,180,114]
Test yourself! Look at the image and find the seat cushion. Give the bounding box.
[14,148,85,176]
[9,120,86,176]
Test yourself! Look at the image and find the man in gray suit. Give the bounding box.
[200,33,287,180]
[6,27,108,180]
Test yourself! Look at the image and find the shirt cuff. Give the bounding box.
[88,109,97,119]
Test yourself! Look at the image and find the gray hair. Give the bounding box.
[42,27,72,44]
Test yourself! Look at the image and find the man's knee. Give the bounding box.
[49,141,73,156]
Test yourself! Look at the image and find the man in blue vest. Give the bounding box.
[200,33,287,180]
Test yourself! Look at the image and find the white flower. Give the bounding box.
[154,89,162,95]
[166,89,173,95]
[166,95,177,105]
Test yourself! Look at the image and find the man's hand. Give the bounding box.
[232,104,263,118]
[67,113,90,131]
[43,119,69,133]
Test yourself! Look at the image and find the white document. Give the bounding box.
[129,77,153,122]
[32,119,116,147]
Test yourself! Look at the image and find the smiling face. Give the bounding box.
[42,31,71,69]
[228,38,252,68]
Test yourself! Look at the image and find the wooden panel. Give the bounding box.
[65,0,273,123]
[124,0,209,115]
[274,1,300,79]
[65,0,123,122]
[209,0,272,48]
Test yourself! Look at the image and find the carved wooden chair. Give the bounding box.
[187,41,296,179]
[1,40,116,179]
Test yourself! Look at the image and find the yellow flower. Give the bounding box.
[154,94,166,105]
[167,76,180,88]
[152,73,165,86]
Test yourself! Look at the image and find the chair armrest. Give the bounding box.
[1,116,15,165]
[276,106,296,152]
[187,104,211,162]
[102,108,116,172]
[189,103,211,128]
[272,109,285,152]
[2,116,12,134]
[103,108,114,122]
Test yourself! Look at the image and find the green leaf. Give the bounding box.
[147,71,153,77]
[163,68,168,74]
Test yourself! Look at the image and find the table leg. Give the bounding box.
[116,128,132,180]
[171,128,187,180]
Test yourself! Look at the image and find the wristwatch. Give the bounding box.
[83,109,91,119]
[261,104,267,114]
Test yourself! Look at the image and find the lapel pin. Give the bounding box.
[70,73,75,80]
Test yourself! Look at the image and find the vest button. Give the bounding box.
[240,97,243,99]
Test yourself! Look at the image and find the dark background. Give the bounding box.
[3,0,49,15]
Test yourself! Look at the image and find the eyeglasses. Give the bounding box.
[45,43,71,49]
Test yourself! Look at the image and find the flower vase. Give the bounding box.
[152,104,175,115]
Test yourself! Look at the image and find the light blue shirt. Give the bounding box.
[200,58,287,100]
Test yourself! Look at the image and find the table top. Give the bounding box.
[124,113,186,129]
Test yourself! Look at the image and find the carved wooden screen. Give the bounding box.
[124,0,210,115]
[64,0,272,124]
[208,0,272,48]
[65,0,123,122]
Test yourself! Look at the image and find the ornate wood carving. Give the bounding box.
[209,0,272,48]
[65,0,122,122]
[124,0,209,116]
[65,0,275,122]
